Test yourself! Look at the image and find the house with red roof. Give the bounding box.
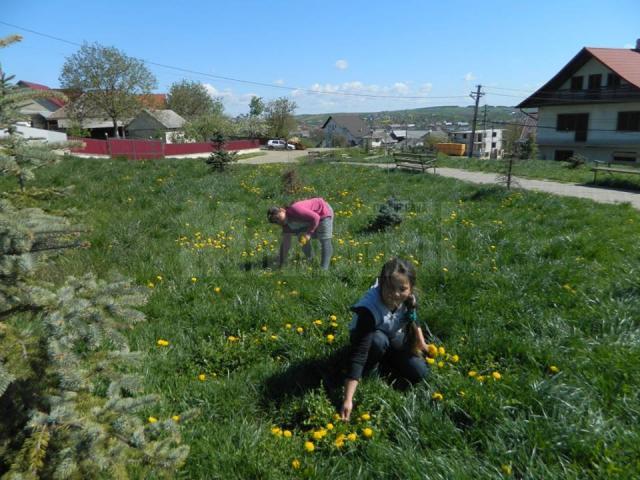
[17,81,67,129]
[518,40,640,163]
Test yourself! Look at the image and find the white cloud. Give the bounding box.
[464,72,476,82]
[623,43,634,49]
[273,79,285,85]
[392,82,409,94]
[335,59,349,70]
[418,83,433,94]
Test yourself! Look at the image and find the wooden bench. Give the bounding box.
[591,160,640,183]
[393,152,437,173]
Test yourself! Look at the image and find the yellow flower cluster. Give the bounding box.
[176,230,233,251]
[156,339,169,347]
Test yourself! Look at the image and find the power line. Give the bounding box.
[0,20,469,102]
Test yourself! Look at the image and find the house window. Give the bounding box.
[557,113,589,141]
[588,74,602,90]
[612,151,637,163]
[607,73,621,88]
[462,133,467,139]
[570,76,583,90]
[491,142,496,148]
[554,150,574,161]
[492,131,497,137]
[617,111,640,131]
[477,134,482,141]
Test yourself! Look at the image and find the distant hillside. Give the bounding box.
[296,105,524,129]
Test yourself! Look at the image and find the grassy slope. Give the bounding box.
[6,157,640,479]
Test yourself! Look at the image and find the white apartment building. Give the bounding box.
[448,128,504,158]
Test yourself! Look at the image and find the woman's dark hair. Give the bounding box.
[267,206,281,223]
[378,257,417,289]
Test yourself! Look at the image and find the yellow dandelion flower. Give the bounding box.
[326,334,335,343]
[438,346,446,356]
[312,429,326,440]
[501,464,512,475]
[198,373,206,381]
[347,432,357,441]
[156,339,169,347]
[313,319,323,326]
[362,427,373,438]
[291,459,301,469]
[285,323,292,329]
[326,423,334,430]
[329,314,337,322]
[442,267,448,273]
[296,327,304,334]
[148,416,158,423]
[468,370,477,377]
[227,335,239,342]
[171,415,180,422]
[191,277,197,283]
[330,322,338,328]
[549,365,560,373]
[360,412,371,421]
[304,441,315,452]
[451,354,459,363]
[477,375,486,383]
[214,286,221,293]
[431,392,444,401]
[156,275,163,281]
[425,344,438,358]
[270,334,278,340]
[492,371,502,380]
[437,361,445,368]
[147,282,155,289]
[261,325,268,332]
[333,413,341,421]
[283,430,292,438]
[458,390,465,397]
[426,357,435,365]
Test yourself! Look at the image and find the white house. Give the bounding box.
[518,41,640,162]
[448,128,504,158]
[17,81,66,129]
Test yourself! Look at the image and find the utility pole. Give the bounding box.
[468,84,484,158]
[482,105,487,158]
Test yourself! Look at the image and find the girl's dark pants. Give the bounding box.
[357,330,428,385]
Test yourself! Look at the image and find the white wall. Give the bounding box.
[560,58,629,89]
[0,125,67,143]
[537,102,640,147]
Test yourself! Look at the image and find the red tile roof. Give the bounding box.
[18,80,66,108]
[139,93,167,109]
[586,48,640,89]
[517,47,640,108]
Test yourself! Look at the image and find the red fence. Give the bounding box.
[70,138,260,160]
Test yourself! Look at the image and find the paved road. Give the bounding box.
[238,148,316,164]
[237,155,640,210]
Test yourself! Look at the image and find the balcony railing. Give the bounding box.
[524,85,640,106]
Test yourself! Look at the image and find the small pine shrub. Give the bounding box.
[366,197,407,232]
[281,169,303,195]
[564,154,586,169]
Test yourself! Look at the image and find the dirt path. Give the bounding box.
[236,154,640,210]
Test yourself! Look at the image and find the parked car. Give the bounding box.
[267,139,295,150]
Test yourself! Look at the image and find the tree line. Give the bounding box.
[59,42,297,141]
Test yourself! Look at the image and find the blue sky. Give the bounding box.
[2,1,639,115]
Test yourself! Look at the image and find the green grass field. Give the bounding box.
[6,156,640,478]
[329,149,640,190]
